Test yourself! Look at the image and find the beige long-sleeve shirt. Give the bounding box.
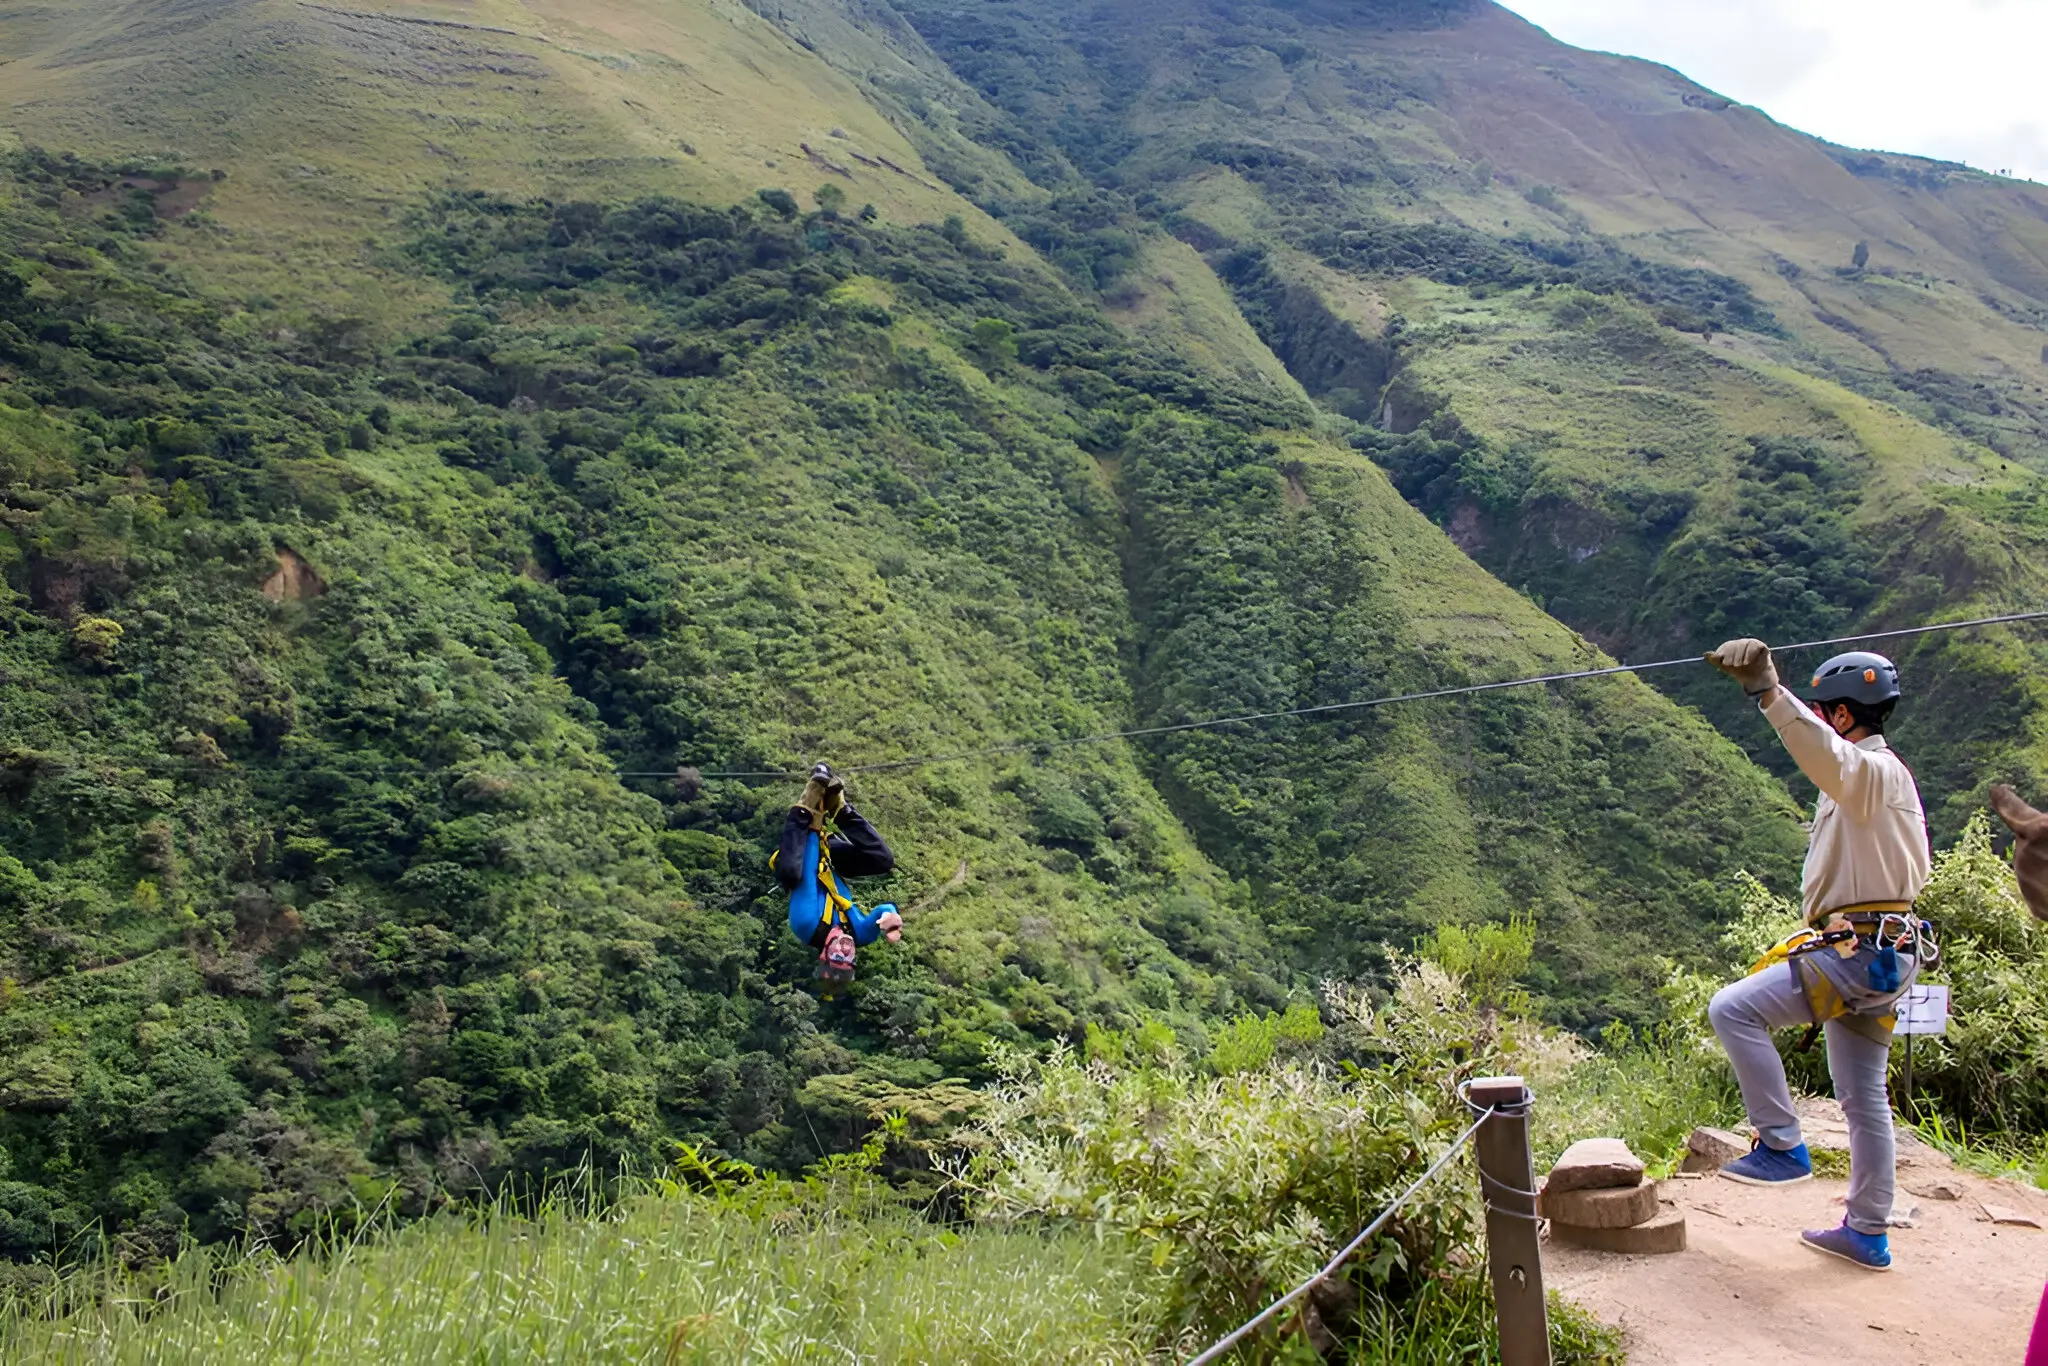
[1761,689,1931,924]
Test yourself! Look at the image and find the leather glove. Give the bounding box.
[1706,638,1779,696]
[797,762,832,826]
[821,768,847,819]
[1991,785,2048,922]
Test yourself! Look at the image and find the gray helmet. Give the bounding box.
[1805,651,1901,706]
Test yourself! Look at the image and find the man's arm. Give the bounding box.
[1706,637,1879,816]
[1758,687,1882,817]
[773,805,812,893]
[846,901,904,946]
[826,805,896,879]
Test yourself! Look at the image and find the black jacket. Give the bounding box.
[774,804,895,893]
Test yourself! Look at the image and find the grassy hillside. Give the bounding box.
[0,0,1003,319]
[849,0,2048,828]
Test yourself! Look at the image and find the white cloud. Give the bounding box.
[1502,0,2048,182]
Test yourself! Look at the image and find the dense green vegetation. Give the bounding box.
[0,940,1648,1365]
[3,0,2044,1320]
[1,3,2046,1358]
[22,821,2038,1363]
[0,143,1807,1262]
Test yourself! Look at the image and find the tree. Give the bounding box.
[940,214,969,247]
[813,183,847,218]
[1851,240,1870,270]
[968,317,1017,367]
[70,616,123,666]
[756,188,799,220]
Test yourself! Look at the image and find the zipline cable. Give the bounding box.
[1181,1107,1495,1366]
[644,609,2048,782]
[31,611,2045,784]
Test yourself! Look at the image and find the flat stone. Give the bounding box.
[1910,1180,1965,1202]
[1679,1125,1750,1173]
[1549,1207,1687,1255]
[1539,1180,1660,1228]
[1690,1126,1749,1164]
[1981,1202,2042,1228]
[1546,1138,1645,1194]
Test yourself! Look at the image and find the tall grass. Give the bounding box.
[0,1179,1157,1365]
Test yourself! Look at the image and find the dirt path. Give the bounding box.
[1549,1106,2048,1364]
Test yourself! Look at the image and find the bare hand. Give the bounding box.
[877,909,904,943]
[1706,638,1780,695]
[1991,785,2048,921]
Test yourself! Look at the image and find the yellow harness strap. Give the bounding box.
[1748,929,1898,1046]
[1804,899,1912,928]
[816,849,855,933]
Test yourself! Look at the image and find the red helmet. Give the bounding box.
[819,927,857,983]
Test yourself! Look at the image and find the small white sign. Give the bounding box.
[1894,984,1950,1036]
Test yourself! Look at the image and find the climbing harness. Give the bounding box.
[1749,903,1941,1049]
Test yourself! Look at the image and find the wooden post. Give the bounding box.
[1470,1075,1550,1366]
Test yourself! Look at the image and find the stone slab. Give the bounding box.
[1549,1207,1687,1255]
[1909,1180,1964,1202]
[1981,1202,2042,1228]
[1546,1137,1644,1194]
[1681,1126,1749,1174]
[1539,1180,1660,1228]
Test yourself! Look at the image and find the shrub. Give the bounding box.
[1904,813,2048,1132]
[68,616,123,665]
[959,948,1640,1360]
[959,1037,1479,1355]
[755,188,799,220]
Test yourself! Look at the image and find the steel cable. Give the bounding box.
[643,609,2048,781]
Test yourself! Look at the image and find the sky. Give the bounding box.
[1500,0,2048,184]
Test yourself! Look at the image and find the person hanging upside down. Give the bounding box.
[772,763,902,985]
[1703,640,1932,1272]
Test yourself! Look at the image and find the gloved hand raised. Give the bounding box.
[797,762,834,828]
[1990,785,2048,922]
[1706,638,1780,696]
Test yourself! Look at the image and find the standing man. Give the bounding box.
[1702,640,1931,1271]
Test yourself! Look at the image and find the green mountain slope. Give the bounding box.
[0,132,1797,1253]
[842,0,2048,828]
[14,0,2033,1256]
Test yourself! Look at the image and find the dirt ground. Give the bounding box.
[1547,1102,2048,1364]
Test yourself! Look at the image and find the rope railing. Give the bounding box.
[1181,1107,1496,1366]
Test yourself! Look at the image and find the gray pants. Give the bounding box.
[1708,965,1894,1234]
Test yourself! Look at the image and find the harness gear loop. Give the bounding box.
[1750,901,1935,1051]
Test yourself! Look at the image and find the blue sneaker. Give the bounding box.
[1802,1221,1891,1271]
[1720,1139,1813,1186]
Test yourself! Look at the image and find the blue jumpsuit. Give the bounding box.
[774,805,897,948]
